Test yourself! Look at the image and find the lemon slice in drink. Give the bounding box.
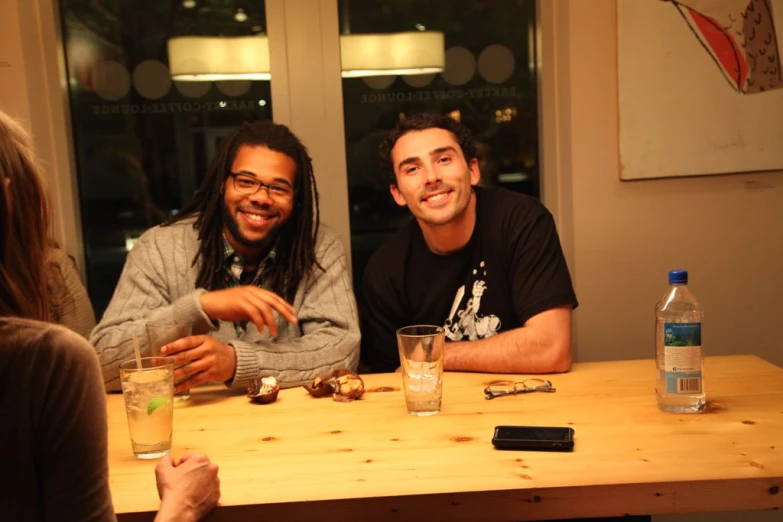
[147,397,169,415]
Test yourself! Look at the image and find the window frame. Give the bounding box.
[24,0,572,286]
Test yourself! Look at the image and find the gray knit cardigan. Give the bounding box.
[90,217,360,392]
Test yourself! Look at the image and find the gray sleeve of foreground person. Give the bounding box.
[91,219,359,391]
[49,246,97,339]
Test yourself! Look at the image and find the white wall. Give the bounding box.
[561,0,783,370]
[0,0,31,122]
[557,2,783,521]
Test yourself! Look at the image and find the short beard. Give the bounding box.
[221,199,281,254]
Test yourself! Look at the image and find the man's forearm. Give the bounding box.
[230,324,360,387]
[443,307,573,374]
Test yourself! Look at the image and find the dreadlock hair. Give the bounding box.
[167,120,321,302]
[379,112,477,185]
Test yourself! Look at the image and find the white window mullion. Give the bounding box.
[267,0,352,268]
[266,0,292,125]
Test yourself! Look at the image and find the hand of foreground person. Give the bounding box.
[154,453,220,522]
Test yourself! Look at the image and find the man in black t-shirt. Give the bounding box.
[361,113,578,374]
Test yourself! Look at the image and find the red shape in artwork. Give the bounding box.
[686,7,749,91]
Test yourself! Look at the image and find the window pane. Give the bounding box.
[338,0,539,295]
[59,0,272,317]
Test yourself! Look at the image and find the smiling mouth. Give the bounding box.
[240,210,276,224]
[423,191,450,204]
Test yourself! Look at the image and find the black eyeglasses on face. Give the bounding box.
[229,172,294,201]
[484,379,556,400]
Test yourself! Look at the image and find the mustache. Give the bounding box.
[238,203,274,213]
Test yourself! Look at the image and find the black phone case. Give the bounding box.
[491,426,575,451]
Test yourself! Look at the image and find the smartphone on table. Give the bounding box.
[491,425,575,451]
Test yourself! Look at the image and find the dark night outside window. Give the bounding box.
[339,0,539,297]
[59,0,272,317]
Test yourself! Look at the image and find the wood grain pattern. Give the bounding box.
[107,355,783,521]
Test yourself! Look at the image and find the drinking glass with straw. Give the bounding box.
[147,322,192,401]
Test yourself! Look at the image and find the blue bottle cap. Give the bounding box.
[669,270,688,285]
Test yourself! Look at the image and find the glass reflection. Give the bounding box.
[338,0,539,296]
[59,0,272,316]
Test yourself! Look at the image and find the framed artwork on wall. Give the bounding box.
[617,0,783,180]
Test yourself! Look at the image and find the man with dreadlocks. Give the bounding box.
[91,121,360,392]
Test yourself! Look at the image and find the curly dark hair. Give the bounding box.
[168,120,320,302]
[379,112,477,185]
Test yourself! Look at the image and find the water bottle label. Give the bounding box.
[663,322,702,394]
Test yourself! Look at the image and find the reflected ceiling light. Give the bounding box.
[234,8,248,23]
[182,0,196,8]
[168,35,270,81]
[340,31,444,78]
[168,31,444,81]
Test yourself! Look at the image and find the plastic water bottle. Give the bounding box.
[655,269,705,413]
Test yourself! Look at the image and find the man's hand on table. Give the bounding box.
[155,453,220,522]
[162,335,237,393]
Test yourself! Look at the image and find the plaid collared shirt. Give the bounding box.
[222,237,276,336]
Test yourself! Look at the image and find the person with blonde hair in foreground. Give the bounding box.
[0,109,221,521]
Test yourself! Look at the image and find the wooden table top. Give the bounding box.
[107,355,783,521]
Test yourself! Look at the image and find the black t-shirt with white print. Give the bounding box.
[360,186,578,373]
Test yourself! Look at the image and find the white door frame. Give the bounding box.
[267,0,352,267]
